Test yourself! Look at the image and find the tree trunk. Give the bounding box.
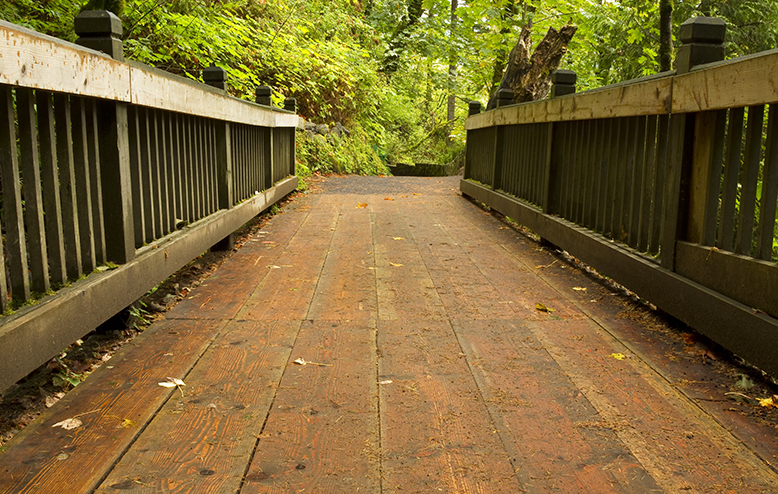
[446,0,457,145]
[659,0,673,71]
[381,0,425,74]
[488,22,577,108]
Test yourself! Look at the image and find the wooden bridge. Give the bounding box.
[2,11,778,493]
[1,175,777,493]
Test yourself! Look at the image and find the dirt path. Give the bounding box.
[1,175,777,493]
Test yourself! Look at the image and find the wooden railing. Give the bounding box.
[0,13,298,392]
[463,17,778,378]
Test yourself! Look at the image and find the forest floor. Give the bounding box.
[1,175,777,493]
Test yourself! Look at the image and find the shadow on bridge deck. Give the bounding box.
[1,176,777,493]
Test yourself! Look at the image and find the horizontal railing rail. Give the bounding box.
[0,14,298,392]
[463,17,778,378]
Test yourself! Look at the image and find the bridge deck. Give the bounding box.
[1,176,777,493]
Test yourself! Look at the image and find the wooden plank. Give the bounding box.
[17,87,50,293]
[36,90,67,285]
[128,64,297,128]
[719,107,744,251]
[452,319,660,492]
[54,93,83,280]
[466,75,672,129]
[378,320,519,493]
[638,115,658,252]
[735,105,764,256]
[94,320,302,494]
[242,321,380,493]
[127,106,146,248]
[71,96,96,273]
[0,21,130,101]
[758,104,778,260]
[86,99,107,265]
[676,240,778,319]
[0,86,31,302]
[673,48,778,113]
[0,318,229,494]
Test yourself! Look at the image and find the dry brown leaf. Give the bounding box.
[52,417,82,430]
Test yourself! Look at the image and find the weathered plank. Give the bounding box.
[673,48,778,113]
[0,21,130,101]
[378,320,519,493]
[242,321,380,493]
[95,320,301,493]
[0,318,228,494]
[466,76,673,129]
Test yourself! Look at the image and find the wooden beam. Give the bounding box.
[673,49,778,113]
[466,76,673,130]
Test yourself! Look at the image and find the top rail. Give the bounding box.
[0,20,297,128]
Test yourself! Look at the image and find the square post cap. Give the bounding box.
[496,88,514,108]
[468,101,482,116]
[284,97,297,113]
[550,69,577,85]
[256,85,272,105]
[74,10,123,37]
[679,17,726,44]
[203,65,227,90]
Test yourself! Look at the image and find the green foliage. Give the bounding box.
[297,126,389,176]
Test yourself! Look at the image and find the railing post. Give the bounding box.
[255,86,272,106]
[468,101,482,116]
[75,11,134,263]
[543,70,577,216]
[490,89,513,191]
[662,17,726,270]
[203,66,235,251]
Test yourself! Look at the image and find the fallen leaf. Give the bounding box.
[413,193,421,196]
[52,418,82,430]
[121,419,137,428]
[293,358,332,367]
[268,265,282,269]
[384,197,394,201]
[609,353,626,361]
[56,453,69,461]
[759,396,776,408]
[572,287,587,292]
[390,262,403,267]
[392,237,404,240]
[356,203,368,209]
[735,374,754,390]
[379,380,393,385]
[535,303,555,313]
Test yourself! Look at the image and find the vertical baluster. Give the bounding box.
[156,110,171,235]
[627,116,648,249]
[71,97,96,273]
[700,110,727,246]
[649,115,670,255]
[573,121,589,223]
[53,94,82,279]
[757,104,778,260]
[584,119,601,229]
[250,125,257,195]
[0,86,30,303]
[618,117,637,243]
[209,121,219,212]
[171,112,183,227]
[86,99,106,264]
[127,107,145,248]
[719,107,744,251]
[184,116,195,223]
[17,88,50,293]
[604,119,622,237]
[735,105,764,256]
[148,109,163,239]
[37,91,67,285]
[195,117,205,220]
[138,108,155,243]
[559,122,572,218]
[638,116,658,252]
[594,120,608,233]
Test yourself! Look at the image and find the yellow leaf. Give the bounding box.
[535,303,554,313]
[412,193,421,196]
[609,353,626,360]
[759,396,777,408]
[393,237,404,240]
[121,419,137,428]
[356,203,368,209]
[572,287,587,292]
[390,262,403,267]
